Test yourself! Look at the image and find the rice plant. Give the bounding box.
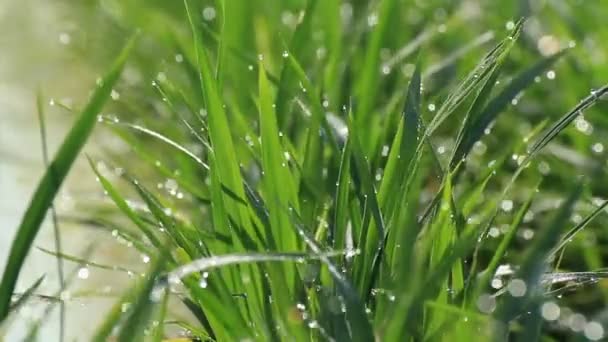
[3,0,608,341]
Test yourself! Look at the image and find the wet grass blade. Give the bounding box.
[102,120,209,171]
[36,246,135,274]
[332,138,352,251]
[549,199,608,258]
[36,89,66,342]
[289,212,375,342]
[184,0,259,248]
[275,0,318,122]
[494,184,582,330]
[354,0,398,144]
[425,20,523,137]
[167,251,344,281]
[93,251,167,342]
[525,84,608,163]
[8,275,45,313]
[0,33,138,321]
[451,50,567,166]
[475,185,537,298]
[258,62,300,252]
[88,157,162,249]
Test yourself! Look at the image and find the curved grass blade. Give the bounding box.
[0,33,138,320]
[549,199,608,258]
[166,251,344,282]
[524,84,608,164]
[184,0,260,248]
[450,50,567,167]
[88,157,163,249]
[102,120,209,171]
[36,247,135,274]
[425,20,523,137]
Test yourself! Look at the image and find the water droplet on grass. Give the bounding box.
[59,32,71,45]
[569,313,587,332]
[202,7,216,21]
[592,142,604,153]
[541,301,560,321]
[477,294,496,313]
[500,200,514,212]
[507,278,527,297]
[584,321,604,340]
[367,13,378,27]
[121,302,131,313]
[77,267,90,279]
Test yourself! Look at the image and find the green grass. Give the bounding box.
[4,0,608,341]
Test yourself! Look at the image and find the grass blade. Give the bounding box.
[0,33,138,320]
[36,89,66,342]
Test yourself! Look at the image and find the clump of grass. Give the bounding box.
[4,0,608,341]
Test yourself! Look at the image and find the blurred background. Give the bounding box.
[2,0,608,340]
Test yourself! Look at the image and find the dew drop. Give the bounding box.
[592,142,604,153]
[77,267,90,280]
[569,313,587,332]
[500,200,514,212]
[202,7,217,21]
[541,301,560,321]
[121,302,131,313]
[367,13,378,27]
[584,321,604,340]
[477,294,496,313]
[60,290,71,301]
[507,278,527,297]
[59,32,71,45]
[381,145,389,157]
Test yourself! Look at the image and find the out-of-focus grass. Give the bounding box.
[4,0,608,340]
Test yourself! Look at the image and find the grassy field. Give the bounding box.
[3,0,608,340]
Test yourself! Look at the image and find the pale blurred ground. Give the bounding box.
[0,1,134,340]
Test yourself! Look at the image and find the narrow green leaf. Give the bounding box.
[0,33,138,320]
